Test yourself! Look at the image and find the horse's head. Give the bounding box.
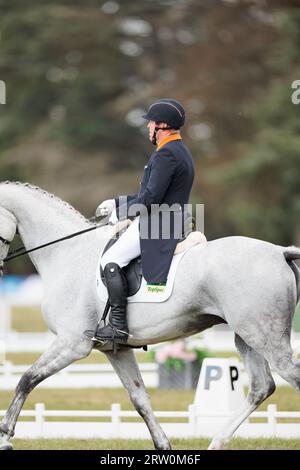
[0,207,17,276]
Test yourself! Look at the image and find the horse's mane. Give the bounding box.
[1,181,94,225]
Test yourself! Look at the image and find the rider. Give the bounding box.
[93,98,195,344]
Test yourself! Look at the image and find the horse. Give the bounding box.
[0,180,299,451]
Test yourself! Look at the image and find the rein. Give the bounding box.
[3,217,110,262]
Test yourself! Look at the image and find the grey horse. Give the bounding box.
[0,181,299,450]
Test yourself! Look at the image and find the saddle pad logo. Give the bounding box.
[146,284,166,294]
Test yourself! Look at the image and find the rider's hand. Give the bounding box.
[95,199,116,218]
[108,208,118,225]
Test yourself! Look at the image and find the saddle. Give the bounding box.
[100,219,206,296]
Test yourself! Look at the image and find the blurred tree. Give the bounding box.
[0,0,144,167]
[0,0,299,273]
[0,0,283,168]
[207,12,300,245]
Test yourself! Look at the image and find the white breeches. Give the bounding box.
[100,216,141,269]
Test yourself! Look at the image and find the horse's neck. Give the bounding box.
[0,184,100,275]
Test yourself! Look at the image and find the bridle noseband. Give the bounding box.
[0,236,10,246]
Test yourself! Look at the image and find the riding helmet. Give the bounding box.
[142,99,185,129]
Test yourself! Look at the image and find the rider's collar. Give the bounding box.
[156,133,182,151]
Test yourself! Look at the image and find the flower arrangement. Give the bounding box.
[150,339,210,372]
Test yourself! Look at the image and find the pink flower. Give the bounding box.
[156,340,197,364]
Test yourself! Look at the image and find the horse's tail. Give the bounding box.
[283,246,300,301]
[283,245,300,261]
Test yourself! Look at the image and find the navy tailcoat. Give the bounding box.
[115,135,195,283]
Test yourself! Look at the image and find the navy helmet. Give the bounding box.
[142,99,185,129]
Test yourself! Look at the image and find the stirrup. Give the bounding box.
[96,323,131,354]
[95,322,130,341]
[101,322,132,353]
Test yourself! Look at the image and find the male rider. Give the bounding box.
[93,99,195,345]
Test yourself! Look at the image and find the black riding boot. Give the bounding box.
[94,262,129,343]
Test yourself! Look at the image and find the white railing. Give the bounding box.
[1,332,55,353]
[0,360,289,389]
[3,328,300,353]
[0,362,157,374]
[1,403,300,439]
[0,361,158,389]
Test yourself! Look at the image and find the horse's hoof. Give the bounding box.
[208,437,228,450]
[0,444,13,450]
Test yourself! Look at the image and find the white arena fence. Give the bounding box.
[0,360,290,390]
[0,362,157,389]
[3,328,300,353]
[1,402,300,440]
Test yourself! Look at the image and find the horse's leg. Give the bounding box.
[266,333,300,393]
[208,334,275,450]
[0,335,92,450]
[105,348,171,450]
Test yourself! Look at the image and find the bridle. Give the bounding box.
[0,236,10,246]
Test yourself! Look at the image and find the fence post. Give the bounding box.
[111,403,121,438]
[267,404,277,436]
[35,403,45,437]
[3,360,12,379]
[0,300,11,338]
[0,341,5,363]
[188,403,197,437]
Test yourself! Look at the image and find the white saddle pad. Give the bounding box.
[96,249,190,303]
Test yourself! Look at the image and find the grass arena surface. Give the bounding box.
[1,388,300,450]
[12,438,300,450]
[2,387,300,414]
